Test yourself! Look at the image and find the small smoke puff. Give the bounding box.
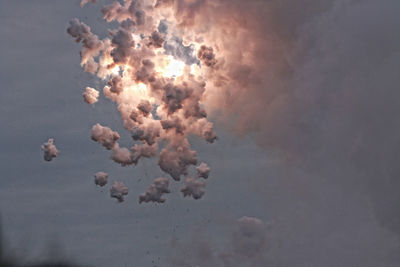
[131,143,158,159]
[158,139,198,181]
[107,75,124,94]
[110,181,129,202]
[80,0,96,8]
[196,163,210,179]
[94,171,108,187]
[66,19,102,66]
[91,123,120,150]
[199,119,217,143]
[197,45,217,67]
[161,116,186,135]
[137,100,153,116]
[83,87,99,104]
[148,31,164,48]
[111,29,135,64]
[139,177,170,204]
[131,122,161,145]
[111,145,135,166]
[233,217,266,258]
[121,19,135,31]
[181,177,205,200]
[41,138,59,162]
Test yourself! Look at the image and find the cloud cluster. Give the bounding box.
[68,0,220,202]
[41,138,59,162]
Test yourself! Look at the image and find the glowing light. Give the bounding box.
[163,56,185,78]
[129,82,148,95]
[111,65,120,75]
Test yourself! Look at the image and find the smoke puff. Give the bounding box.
[158,138,197,181]
[161,116,186,135]
[196,163,210,179]
[131,122,161,145]
[66,18,102,67]
[233,216,266,258]
[83,87,99,104]
[137,100,153,116]
[91,123,120,150]
[80,0,96,8]
[94,171,108,187]
[107,75,124,94]
[111,144,136,166]
[111,28,135,64]
[197,45,217,67]
[110,181,129,202]
[131,143,158,159]
[148,31,165,48]
[181,176,205,199]
[41,138,59,162]
[139,177,170,204]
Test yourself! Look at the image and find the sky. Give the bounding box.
[0,0,400,266]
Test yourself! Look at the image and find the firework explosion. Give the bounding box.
[67,0,220,203]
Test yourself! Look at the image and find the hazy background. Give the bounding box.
[1,0,400,266]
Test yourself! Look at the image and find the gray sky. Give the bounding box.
[1,0,400,266]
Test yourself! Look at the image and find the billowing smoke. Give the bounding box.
[41,138,59,162]
[94,171,108,187]
[68,0,220,203]
[110,181,129,202]
[68,1,400,245]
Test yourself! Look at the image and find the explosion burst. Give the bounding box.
[67,0,219,203]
